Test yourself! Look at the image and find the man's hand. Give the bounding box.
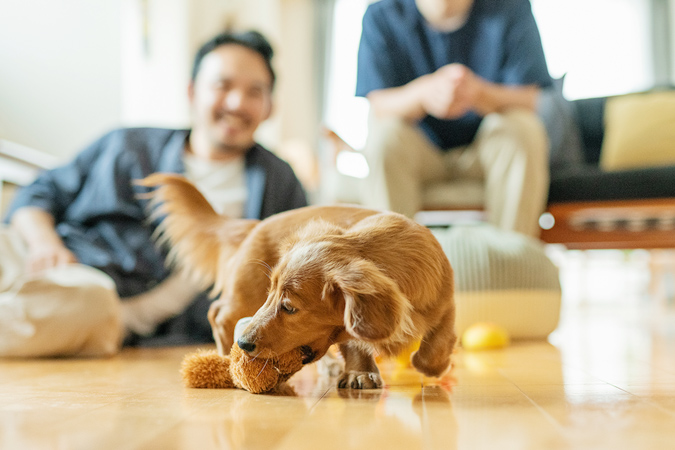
[419,63,484,119]
[367,63,538,121]
[25,242,78,273]
[10,207,79,273]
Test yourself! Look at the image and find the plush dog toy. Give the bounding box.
[181,343,305,394]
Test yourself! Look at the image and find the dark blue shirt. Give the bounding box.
[356,0,552,150]
[4,127,308,298]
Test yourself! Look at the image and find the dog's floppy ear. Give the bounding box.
[329,259,410,342]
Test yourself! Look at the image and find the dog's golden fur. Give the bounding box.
[140,173,457,389]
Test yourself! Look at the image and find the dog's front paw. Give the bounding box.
[337,371,383,389]
[411,351,451,378]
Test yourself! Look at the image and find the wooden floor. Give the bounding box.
[1,304,674,450]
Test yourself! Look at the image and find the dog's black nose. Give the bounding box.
[237,339,256,353]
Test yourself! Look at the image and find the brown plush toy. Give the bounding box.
[181,343,305,394]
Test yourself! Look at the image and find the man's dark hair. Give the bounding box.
[191,30,276,88]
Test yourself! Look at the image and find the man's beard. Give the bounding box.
[211,113,254,155]
[209,133,253,157]
[211,139,252,155]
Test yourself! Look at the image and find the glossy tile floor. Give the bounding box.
[2,253,675,449]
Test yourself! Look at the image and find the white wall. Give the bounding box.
[120,0,191,129]
[0,0,122,159]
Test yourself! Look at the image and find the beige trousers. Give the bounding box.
[0,227,121,357]
[0,227,201,357]
[362,110,549,237]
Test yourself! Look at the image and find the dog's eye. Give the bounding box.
[280,301,297,314]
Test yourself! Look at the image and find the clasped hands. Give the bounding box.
[416,63,486,119]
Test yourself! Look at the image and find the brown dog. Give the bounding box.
[140,173,456,389]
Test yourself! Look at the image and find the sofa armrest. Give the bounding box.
[0,139,59,217]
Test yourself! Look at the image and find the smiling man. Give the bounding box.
[0,31,307,357]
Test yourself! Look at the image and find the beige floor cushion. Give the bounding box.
[432,225,561,339]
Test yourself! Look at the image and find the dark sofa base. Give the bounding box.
[549,165,675,203]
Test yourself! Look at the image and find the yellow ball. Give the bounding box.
[461,322,510,351]
[394,340,421,367]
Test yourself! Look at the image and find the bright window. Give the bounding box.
[323,0,371,153]
[531,0,654,99]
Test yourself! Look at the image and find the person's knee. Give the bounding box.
[509,109,547,147]
[482,110,548,162]
[0,274,121,357]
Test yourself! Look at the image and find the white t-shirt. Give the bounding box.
[183,153,247,218]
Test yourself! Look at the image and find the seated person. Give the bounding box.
[0,30,307,357]
[356,0,552,237]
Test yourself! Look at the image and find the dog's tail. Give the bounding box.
[137,173,259,294]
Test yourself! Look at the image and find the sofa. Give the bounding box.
[0,139,58,218]
[541,89,675,249]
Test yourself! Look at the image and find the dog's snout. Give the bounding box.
[237,339,256,353]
